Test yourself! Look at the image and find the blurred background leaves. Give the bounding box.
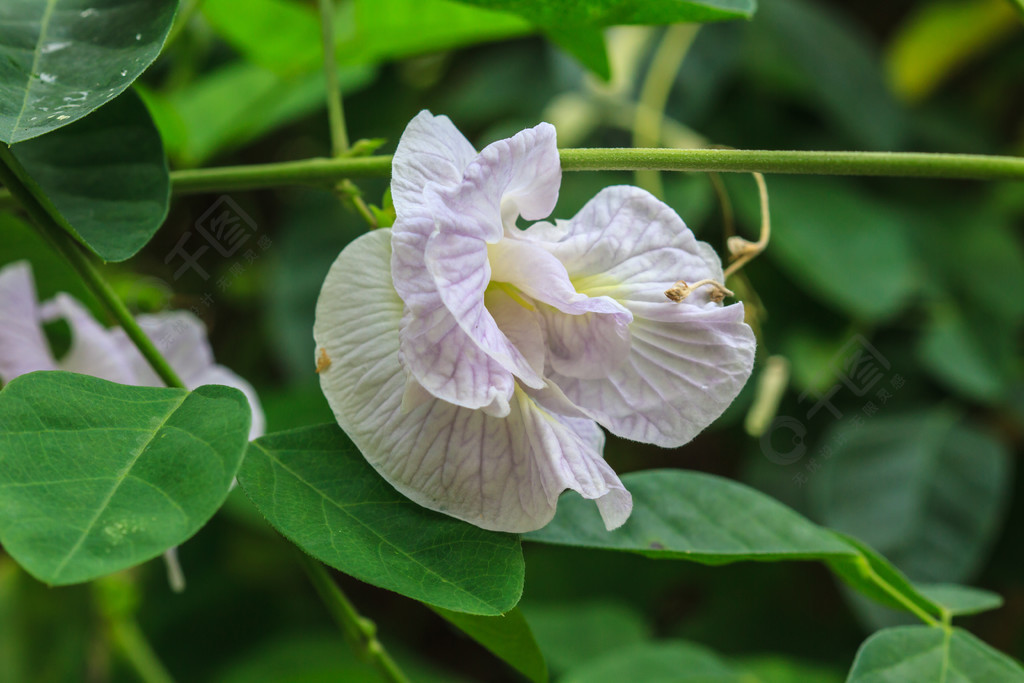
[1,0,1023,680]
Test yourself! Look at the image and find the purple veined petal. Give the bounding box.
[0,261,57,383]
[390,110,478,218]
[553,304,756,448]
[487,237,633,379]
[430,122,561,243]
[525,185,726,309]
[41,293,138,385]
[315,228,631,532]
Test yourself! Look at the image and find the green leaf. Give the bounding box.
[0,0,178,143]
[343,0,534,66]
[430,606,547,683]
[526,470,958,622]
[559,641,747,683]
[0,372,250,585]
[520,600,651,675]
[846,627,1024,682]
[237,424,524,616]
[8,89,169,262]
[143,62,373,166]
[736,177,918,321]
[916,584,1005,617]
[885,0,1020,102]
[451,0,756,26]
[202,0,322,74]
[527,470,856,563]
[810,413,1012,584]
[544,27,610,80]
[824,532,943,622]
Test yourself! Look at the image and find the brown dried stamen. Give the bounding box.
[665,278,734,304]
[315,348,332,373]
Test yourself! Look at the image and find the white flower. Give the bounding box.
[314,111,755,533]
[0,260,265,440]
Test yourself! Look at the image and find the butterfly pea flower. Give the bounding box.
[314,111,755,533]
[0,260,265,440]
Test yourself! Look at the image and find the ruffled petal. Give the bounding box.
[530,186,757,446]
[526,185,726,309]
[41,294,137,385]
[0,261,57,383]
[488,238,633,379]
[390,110,477,217]
[315,229,630,532]
[554,306,755,447]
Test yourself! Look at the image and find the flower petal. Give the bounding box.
[488,238,633,379]
[0,261,57,383]
[41,293,137,385]
[315,228,630,532]
[109,312,265,439]
[390,110,478,217]
[526,185,726,309]
[528,186,756,446]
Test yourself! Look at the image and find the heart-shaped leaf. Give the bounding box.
[0,371,251,585]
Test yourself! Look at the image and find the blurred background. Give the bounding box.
[1,0,1022,680]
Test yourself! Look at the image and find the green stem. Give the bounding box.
[318,0,350,155]
[0,145,185,389]
[296,553,411,683]
[1,148,1022,211]
[109,618,177,683]
[632,23,701,197]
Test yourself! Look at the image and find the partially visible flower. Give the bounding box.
[314,111,754,533]
[0,261,265,439]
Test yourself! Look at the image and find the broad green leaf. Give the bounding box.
[8,89,169,262]
[0,0,178,143]
[810,413,1012,584]
[202,0,322,74]
[343,0,533,67]
[886,0,1020,102]
[237,424,524,616]
[846,627,1024,682]
[560,641,747,683]
[452,0,756,26]
[520,600,651,675]
[0,372,250,585]
[430,606,547,683]
[527,470,856,563]
[917,584,1004,617]
[752,0,903,149]
[526,470,955,622]
[734,177,917,321]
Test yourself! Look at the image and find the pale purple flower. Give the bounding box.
[0,260,265,440]
[314,111,755,533]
